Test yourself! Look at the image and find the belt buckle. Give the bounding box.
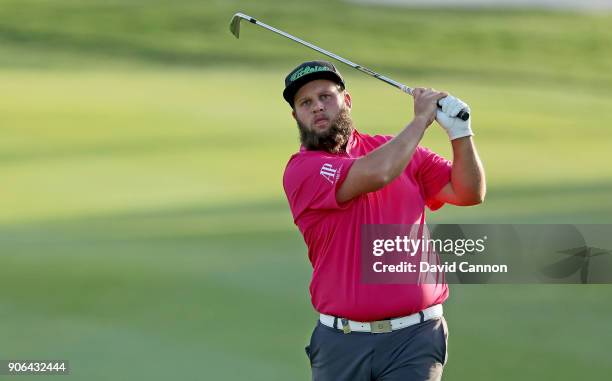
[370,320,392,333]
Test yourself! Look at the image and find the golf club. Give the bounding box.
[229,12,470,121]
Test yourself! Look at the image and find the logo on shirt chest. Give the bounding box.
[320,163,341,184]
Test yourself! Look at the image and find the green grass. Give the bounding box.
[1,1,612,380]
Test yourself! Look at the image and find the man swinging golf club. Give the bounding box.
[282,60,486,381]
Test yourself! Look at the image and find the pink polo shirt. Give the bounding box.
[283,129,451,322]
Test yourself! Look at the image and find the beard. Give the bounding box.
[296,108,354,154]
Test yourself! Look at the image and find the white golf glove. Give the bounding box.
[436,95,473,140]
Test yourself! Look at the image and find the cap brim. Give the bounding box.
[283,71,344,106]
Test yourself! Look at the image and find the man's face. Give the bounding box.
[292,79,353,153]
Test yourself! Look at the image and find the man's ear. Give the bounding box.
[291,109,297,120]
[344,91,352,110]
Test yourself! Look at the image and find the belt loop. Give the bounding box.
[333,316,338,329]
[419,310,425,323]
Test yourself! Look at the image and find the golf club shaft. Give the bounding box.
[241,17,412,95]
[231,13,470,121]
[239,15,412,95]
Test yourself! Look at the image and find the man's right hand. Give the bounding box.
[412,87,448,127]
[336,87,449,204]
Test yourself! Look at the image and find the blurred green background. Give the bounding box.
[1,0,611,380]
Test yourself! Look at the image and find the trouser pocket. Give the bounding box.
[305,323,317,365]
[439,317,449,366]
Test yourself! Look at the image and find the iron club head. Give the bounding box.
[229,12,252,39]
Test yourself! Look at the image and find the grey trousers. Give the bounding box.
[305,316,448,381]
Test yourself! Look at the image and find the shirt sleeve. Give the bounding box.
[283,153,357,221]
[415,146,452,211]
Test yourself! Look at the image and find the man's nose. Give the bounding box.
[311,99,324,113]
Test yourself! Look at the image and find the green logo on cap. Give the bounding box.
[289,65,331,82]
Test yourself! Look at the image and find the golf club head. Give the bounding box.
[229,12,252,39]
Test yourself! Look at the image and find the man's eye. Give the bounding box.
[321,94,329,100]
[302,100,311,106]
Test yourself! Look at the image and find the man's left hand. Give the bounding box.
[436,95,473,140]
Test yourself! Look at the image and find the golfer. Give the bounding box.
[282,60,485,381]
